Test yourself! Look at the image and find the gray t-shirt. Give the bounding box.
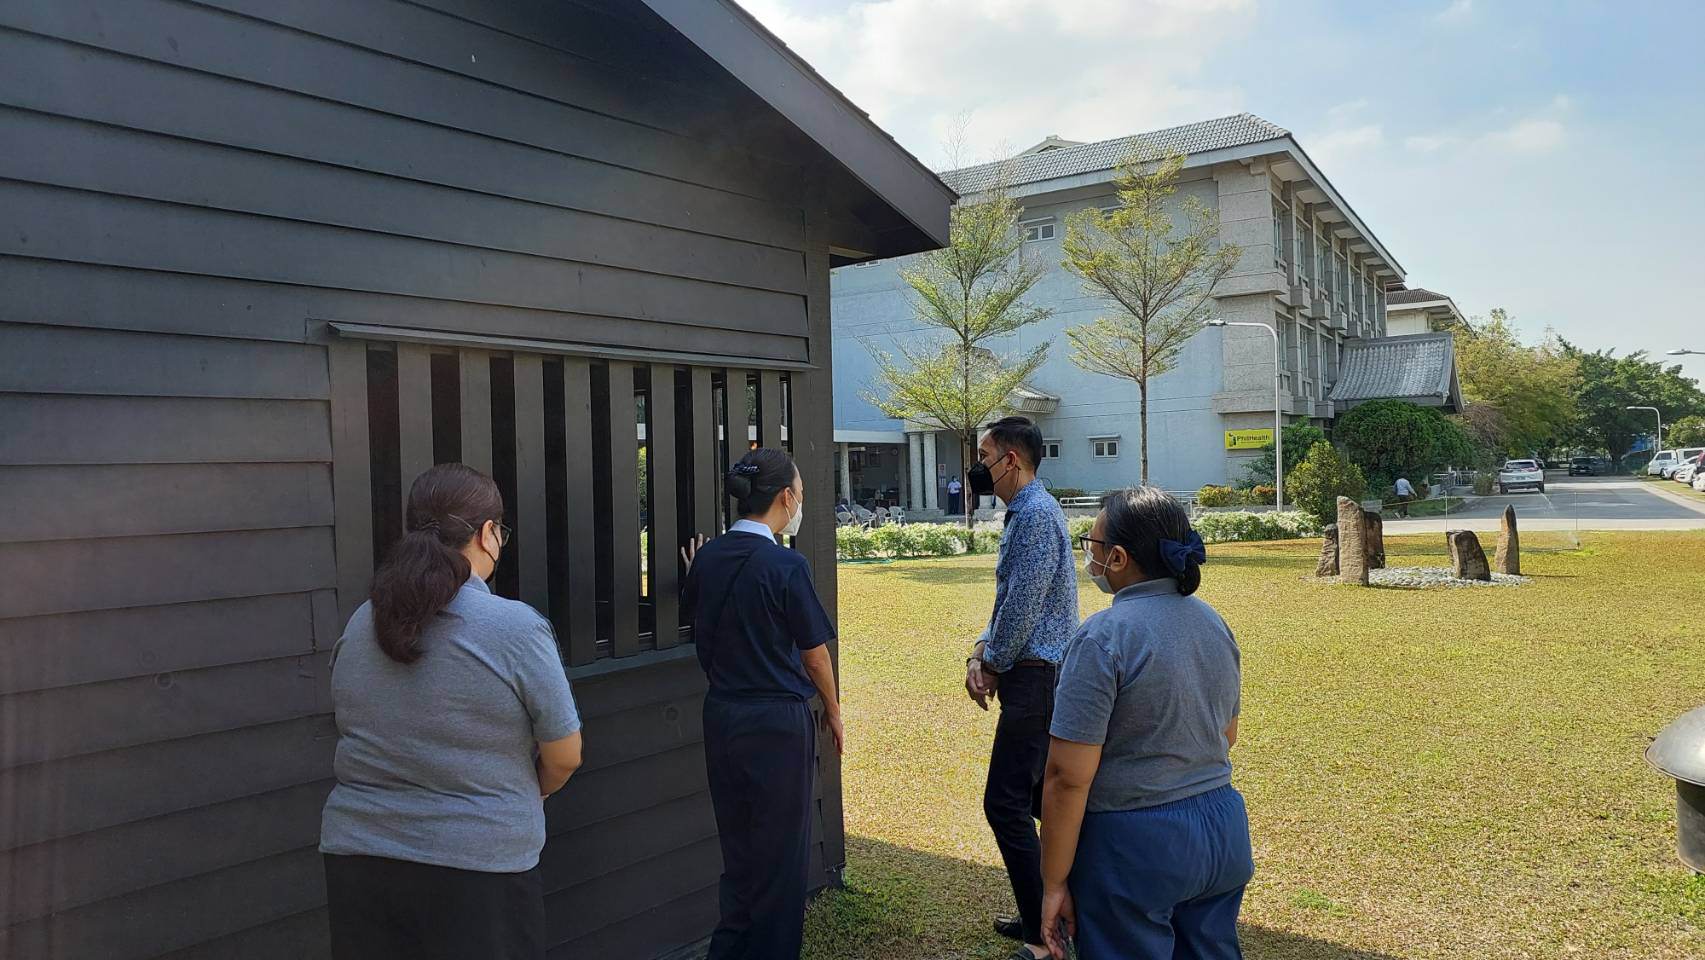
[320,575,581,873]
[1050,578,1240,812]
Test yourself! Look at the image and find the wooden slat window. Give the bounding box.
[333,338,741,665]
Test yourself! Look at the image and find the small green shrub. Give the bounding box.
[1196,484,1244,507]
[1288,442,1369,523]
[1067,516,1096,542]
[1050,487,1088,501]
[1472,472,1495,496]
[836,525,879,560]
[1247,485,1276,506]
[971,528,1002,553]
[1194,510,1322,543]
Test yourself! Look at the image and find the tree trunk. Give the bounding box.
[962,434,974,530]
[1139,383,1150,486]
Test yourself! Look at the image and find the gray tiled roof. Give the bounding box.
[1329,332,1461,411]
[1387,288,1451,305]
[941,114,1291,194]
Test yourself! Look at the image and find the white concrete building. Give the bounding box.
[831,114,1463,512]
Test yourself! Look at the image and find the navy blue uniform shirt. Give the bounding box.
[682,520,835,701]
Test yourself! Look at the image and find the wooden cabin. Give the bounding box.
[0,1,953,956]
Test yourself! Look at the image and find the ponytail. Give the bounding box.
[369,464,504,663]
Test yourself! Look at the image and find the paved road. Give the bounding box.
[1384,474,1705,534]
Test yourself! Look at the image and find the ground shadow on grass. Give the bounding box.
[805,836,1401,960]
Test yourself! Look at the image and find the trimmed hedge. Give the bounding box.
[834,511,1320,561]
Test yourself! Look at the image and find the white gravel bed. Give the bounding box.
[1362,566,1531,588]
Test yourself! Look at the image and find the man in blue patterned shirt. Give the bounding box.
[964,416,1078,959]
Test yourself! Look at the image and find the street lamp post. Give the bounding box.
[1627,405,1663,461]
[1207,319,1284,512]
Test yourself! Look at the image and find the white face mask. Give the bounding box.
[781,489,804,538]
[1083,548,1114,594]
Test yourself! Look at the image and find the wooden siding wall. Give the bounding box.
[0,1,845,957]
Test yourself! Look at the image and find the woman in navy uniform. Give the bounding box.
[682,447,843,960]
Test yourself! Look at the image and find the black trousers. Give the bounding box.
[323,853,544,960]
[983,662,1056,946]
[703,695,818,960]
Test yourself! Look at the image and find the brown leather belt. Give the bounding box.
[1012,659,1056,669]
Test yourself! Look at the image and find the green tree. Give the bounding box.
[1060,152,1242,484]
[1240,423,1327,487]
[1448,308,1578,456]
[866,172,1051,526]
[1334,399,1471,491]
[1670,415,1705,447]
[1287,442,1368,523]
[1560,343,1705,464]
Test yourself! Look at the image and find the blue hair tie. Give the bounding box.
[1158,529,1206,576]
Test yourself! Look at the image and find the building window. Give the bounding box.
[1043,439,1062,460]
[1091,437,1120,459]
[1272,201,1289,267]
[1021,217,1056,242]
[1316,235,1331,295]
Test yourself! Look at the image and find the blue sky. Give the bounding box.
[746,0,1705,384]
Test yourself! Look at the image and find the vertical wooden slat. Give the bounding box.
[758,369,782,450]
[690,368,716,541]
[648,364,680,648]
[724,369,748,528]
[607,361,640,658]
[326,339,372,625]
[800,194,845,881]
[513,354,549,615]
[395,342,434,514]
[561,358,597,666]
[458,348,493,474]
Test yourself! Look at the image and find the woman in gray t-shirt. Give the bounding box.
[319,464,583,960]
[1039,487,1252,960]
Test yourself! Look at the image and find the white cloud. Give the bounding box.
[1404,133,1459,152]
[1483,118,1565,153]
[1437,0,1473,23]
[1307,124,1385,166]
[741,0,1254,168]
[1328,98,1371,120]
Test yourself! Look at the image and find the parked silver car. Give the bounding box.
[1498,459,1546,494]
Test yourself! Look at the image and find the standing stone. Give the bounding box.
[1447,529,1492,581]
[1495,505,1520,575]
[1362,509,1386,570]
[1316,524,1340,577]
[1336,496,1368,585]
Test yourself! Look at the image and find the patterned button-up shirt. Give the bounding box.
[979,478,1079,672]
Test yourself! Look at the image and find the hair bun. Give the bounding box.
[726,469,753,498]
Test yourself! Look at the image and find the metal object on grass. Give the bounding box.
[1647,705,1705,872]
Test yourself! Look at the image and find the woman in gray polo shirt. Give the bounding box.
[1039,487,1252,960]
[319,464,583,960]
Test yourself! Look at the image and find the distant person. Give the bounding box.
[1393,475,1416,517]
[321,464,583,960]
[682,448,843,960]
[948,475,964,515]
[1041,487,1251,960]
[964,416,1079,960]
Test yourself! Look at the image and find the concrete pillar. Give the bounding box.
[922,432,939,510]
[908,432,924,510]
[838,442,851,502]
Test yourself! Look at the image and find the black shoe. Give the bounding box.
[993,915,1023,941]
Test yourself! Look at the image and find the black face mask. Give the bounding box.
[968,455,1004,497]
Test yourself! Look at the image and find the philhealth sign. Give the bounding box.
[1224,428,1275,451]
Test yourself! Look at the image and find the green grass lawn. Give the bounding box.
[802,532,1705,960]
[1642,475,1705,504]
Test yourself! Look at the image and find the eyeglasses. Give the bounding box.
[1075,535,1111,552]
[449,515,513,547]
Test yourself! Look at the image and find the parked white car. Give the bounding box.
[1694,468,1705,492]
[1667,448,1705,480]
[1498,459,1546,494]
[1648,451,1679,476]
[1675,450,1705,485]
